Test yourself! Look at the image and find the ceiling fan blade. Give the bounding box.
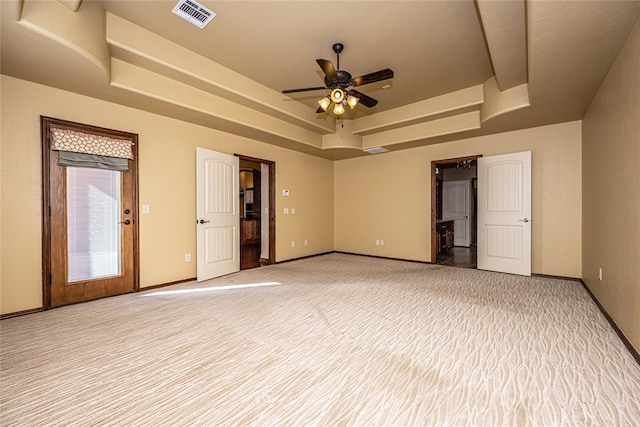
[349,89,378,108]
[282,86,327,94]
[351,68,394,87]
[316,59,338,81]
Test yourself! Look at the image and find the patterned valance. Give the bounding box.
[51,127,134,159]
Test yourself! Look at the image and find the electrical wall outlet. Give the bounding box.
[304,240,308,246]
[380,240,384,246]
[283,207,289,214]
[291,240,296,248]
[291,208,296,214]
[376,239,380,246]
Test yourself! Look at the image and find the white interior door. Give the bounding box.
[196,148,239,281]
[477,151,531,276]
[443,180,471,247]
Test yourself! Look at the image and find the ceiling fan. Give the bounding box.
[282,43,394,116]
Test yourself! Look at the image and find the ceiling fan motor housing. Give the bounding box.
[325,70,353,89]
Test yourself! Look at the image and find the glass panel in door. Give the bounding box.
[66,167,122,281]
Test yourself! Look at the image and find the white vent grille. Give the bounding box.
[363,146,389,154]
[172,0,216,29]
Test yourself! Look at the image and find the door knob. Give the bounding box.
[518,218,530,223]
[198,219,211,224]
[119,219,131,225]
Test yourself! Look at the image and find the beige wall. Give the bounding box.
[582,18,640,352]
[0,75,334,314]
[335,121,582,278]
[0,74,585,317]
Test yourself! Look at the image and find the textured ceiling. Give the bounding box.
[2,0,640,159]
[101,0,495,116]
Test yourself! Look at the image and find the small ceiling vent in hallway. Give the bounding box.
[363,146,389,154]
[172,0,216,29]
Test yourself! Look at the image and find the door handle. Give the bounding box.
[119,219,131,225]
[518,218,530,223]
[197,219,211,224]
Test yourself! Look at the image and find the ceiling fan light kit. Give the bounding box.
[317,97,331,111]
[346,95,359,109]
[333,102,345,115]
[330,88,345,104]
[282,43,394,117]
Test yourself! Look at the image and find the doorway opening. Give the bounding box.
[235,154,275,270]
[431,155,480,269]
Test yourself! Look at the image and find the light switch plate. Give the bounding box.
[142,204,150,214]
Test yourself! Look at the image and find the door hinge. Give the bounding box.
[48,274,52,285]
[48,206,51,217]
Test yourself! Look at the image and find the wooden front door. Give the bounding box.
[42,117,139,307]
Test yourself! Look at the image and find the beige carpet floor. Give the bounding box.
[1,253,640,426]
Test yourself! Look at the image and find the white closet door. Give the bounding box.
[443,180,471,247]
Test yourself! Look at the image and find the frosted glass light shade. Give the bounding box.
[330,88,345,103]
[347,95,359,109]
[317,97,331,111]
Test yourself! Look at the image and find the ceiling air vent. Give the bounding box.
[363,147,389,154]
[172,0,216,29]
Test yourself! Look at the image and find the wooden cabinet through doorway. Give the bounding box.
[240,168,261,269]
